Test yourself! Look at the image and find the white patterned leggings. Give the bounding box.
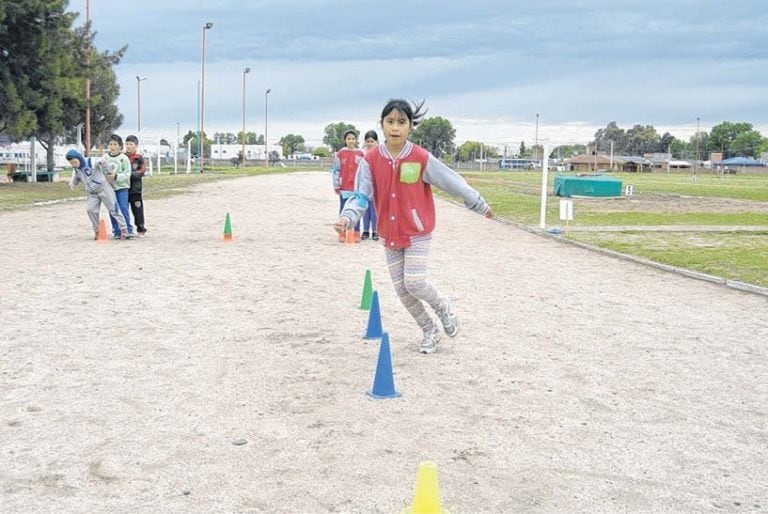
[384,238,443,332]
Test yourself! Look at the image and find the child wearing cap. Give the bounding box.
[66,149,129,240]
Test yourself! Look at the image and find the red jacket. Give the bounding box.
[336,148,364,191]
[367,144,433,248]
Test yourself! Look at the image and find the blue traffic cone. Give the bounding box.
[363,290,383,340]
[367,332,401,399]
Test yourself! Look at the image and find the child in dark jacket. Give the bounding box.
[125,135,147,235]
[334,99,493,354]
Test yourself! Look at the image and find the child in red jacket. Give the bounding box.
[331,129,364,242]
[334,99,493,354]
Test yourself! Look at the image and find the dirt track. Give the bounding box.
[1,172,766,512]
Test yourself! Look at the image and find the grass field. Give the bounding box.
[448,171,768,288]
[2,167,767,287]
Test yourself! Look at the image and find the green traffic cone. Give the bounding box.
[223,212,233,241]
[360,269,372,310]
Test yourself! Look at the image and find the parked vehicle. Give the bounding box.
[498,158,537,170]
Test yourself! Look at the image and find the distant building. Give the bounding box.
[566,153,652,173]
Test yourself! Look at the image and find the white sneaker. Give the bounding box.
[436,299,459,337]
[419,325,441,354]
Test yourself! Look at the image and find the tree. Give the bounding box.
[313,147,331,158]
[593,121,626,153]
[181,130,210,157]
[623,124,661,155]
[669,139,689,159]
[710,122,754,157]
[411,117,455,158]
[0,0,81,169]
[237,131,261,144]
[279,134,305,156]
[730,130,765,158]
[758,139,768,157]
[518,141,528,157]
[0,1,125,169]
[0,0,75,137]
[323,122,357,151]
[458,141,482,162]
[84,42,126,151]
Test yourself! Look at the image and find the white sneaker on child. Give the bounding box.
[436,299,459,337]
[419,325,441,354]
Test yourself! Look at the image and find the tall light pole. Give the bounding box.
[264,88,271,166]
[199,21,213,172]
[241,67,251,167]
[136,76,147,133]
[84,0,91,156]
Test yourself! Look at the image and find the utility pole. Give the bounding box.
[84,0,91,156]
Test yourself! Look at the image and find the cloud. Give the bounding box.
[86,1,767,146]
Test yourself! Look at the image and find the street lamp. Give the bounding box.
[242,67,251,167]
[264,88,271,166]
[199,21,213,173]
[136,76,147,133]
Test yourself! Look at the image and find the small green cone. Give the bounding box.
[223,212,233,240]
[360,269,373,310]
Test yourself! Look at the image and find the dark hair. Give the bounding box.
[342,129,358,140]
[125,135,139,144]
[380,99,427,127]
[364,130,378,141]
[108,134,123,148]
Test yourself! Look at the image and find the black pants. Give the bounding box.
[129,192,146,233]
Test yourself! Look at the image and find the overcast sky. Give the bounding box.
[81,0,767,148]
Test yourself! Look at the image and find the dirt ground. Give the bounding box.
[1,172,767,513]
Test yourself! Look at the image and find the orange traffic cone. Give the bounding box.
[97,218,108,242]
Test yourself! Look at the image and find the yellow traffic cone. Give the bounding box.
[402,461,450,514]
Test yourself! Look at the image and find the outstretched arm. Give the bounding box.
[423,154,493,217]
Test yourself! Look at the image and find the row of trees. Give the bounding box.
[592,121,768,160]
[318,117,766,163]
[0,0,124,169]
[321,119,590,163]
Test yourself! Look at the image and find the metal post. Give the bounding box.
[174,122,179,174]
[242,67,250,167]
[264,88,271,166]
[199,22,213,172]
[136,76,146,133]
[534,113,539,164]
[196,80,201,174]
[539,144,550,230]
[695,117,700,175]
